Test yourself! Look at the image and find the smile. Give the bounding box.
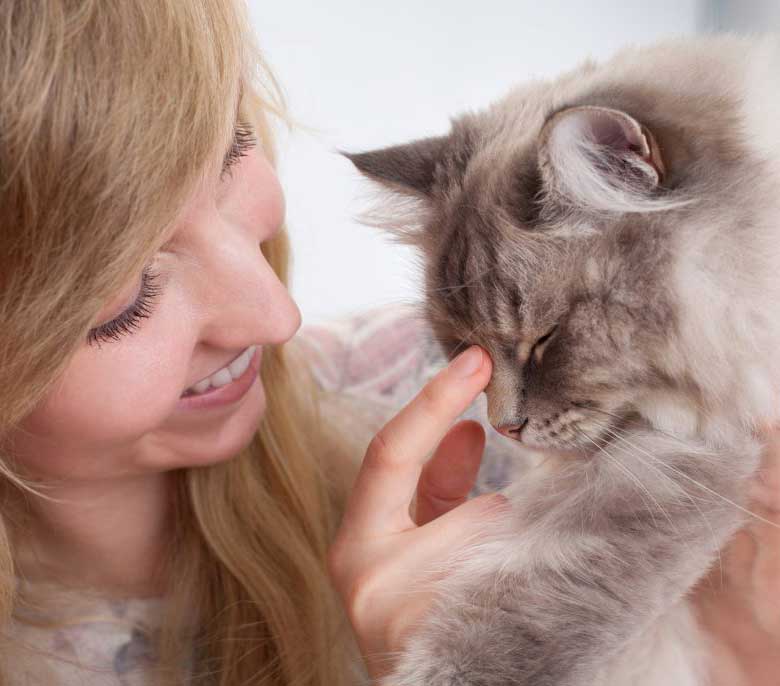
[181,344,258,398]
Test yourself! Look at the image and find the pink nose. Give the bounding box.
[495,418,529,442]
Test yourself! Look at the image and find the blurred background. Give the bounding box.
[247,1,779,323]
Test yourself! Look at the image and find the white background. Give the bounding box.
[247,1,773,324]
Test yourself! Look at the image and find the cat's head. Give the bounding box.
[346,67,761,452]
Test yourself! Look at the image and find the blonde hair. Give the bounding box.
[0,1,358,684]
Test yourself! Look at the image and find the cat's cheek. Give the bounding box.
[636,391,699,438]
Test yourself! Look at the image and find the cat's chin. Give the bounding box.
[522,444,592,464]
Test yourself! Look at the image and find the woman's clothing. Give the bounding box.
[9,585,164,685]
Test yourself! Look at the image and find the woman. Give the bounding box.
[0,1,503,684]
[0,2,775,685]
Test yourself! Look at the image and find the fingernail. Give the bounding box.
[450,346,483,378]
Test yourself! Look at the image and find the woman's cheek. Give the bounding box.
[23,337,186,445]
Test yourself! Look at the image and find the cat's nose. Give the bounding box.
[495,418,529,442]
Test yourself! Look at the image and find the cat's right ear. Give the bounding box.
[537,105,684,213]
[342,135,448,198]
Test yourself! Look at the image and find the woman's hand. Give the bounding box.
[692,422,780,686]
[327,346,510,680]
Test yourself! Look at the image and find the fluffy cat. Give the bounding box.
[346,34,780,685]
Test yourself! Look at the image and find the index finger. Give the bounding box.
[342,345,492,537]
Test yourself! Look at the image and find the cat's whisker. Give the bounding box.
[576,404,723,461]
[589,419,703,499]
[585,418,727,582]
[593,419,780,531]
[592,420,722,561]
[612,423,733,588]
[592,419,714,514]
[572,425,675,532]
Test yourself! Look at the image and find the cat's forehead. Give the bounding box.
[425,223,576,345]
[423,206,676,351]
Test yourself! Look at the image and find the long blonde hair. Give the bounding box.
[0,2,357,683]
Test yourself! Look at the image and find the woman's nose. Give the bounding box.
[194,230,301,350]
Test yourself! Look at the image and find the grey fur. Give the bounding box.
[347,34,780,685]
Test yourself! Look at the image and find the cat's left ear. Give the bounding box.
[342,135,447,198]
[538,106,668,213]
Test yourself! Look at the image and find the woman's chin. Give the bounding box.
[154,378,268,470]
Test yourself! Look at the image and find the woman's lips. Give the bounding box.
[176,347,261,411]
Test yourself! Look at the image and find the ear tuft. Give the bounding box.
[342,135,447,197]
[539,106,675,213]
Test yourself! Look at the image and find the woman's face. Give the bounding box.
[10,134,301,481]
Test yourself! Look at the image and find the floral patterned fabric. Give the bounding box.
[9,583,165,685]
[8,305,520,684]
[297,304,521,497]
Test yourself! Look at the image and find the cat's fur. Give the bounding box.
[346,34,780,685]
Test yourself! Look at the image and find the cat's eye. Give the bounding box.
[530,325,558,363]
[535,325,558,347]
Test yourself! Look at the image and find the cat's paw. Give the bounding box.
[379,651,477,686]
[377,605,537,686]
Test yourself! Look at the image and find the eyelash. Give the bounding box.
[86,123,258,347]
[220,121,257,181]
[87,266,163,347]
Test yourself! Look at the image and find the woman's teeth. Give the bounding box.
[181,345,257,397]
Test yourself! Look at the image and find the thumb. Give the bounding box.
[413,420,486,525]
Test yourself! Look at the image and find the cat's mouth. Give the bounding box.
[521,404,636,458]
[497,403,639,460]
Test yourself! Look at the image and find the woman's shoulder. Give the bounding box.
[296,304,522,497]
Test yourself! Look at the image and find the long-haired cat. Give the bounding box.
[346,34,780,685]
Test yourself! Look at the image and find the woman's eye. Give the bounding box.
[220,120,257,181]
[86,267,163,347]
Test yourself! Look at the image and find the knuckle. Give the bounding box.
[365,431,403,471]
[341,565,384,624]
[385,607,418,654]
[365,432,389,462]
[418,380,444,415]
[413,381,448,428]
[326,540,347,583]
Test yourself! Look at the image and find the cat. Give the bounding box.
[345,34,780,686]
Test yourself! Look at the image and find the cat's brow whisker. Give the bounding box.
[447,318,492,359]
[428,265,499,296]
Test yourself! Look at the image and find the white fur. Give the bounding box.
[636,390,700,439]
[596,603,709,686]
[743,34,780,177]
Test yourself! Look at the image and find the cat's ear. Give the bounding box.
[342,135,447,198]
[538,106,670,213]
